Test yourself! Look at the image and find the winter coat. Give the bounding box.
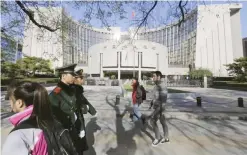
[2,105,48,155]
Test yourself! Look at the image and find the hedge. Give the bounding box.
[1,78,59,86]
[212,81,247,91]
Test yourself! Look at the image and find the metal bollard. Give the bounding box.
[196,97,202,107]
[116,95,120,105]
[238,97,244,107]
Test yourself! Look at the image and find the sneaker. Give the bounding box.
[152,139,160,147]
[160,137,169,143]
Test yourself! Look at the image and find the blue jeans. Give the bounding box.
[133,103,141,121]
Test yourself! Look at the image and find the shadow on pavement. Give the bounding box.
[167,118,247,154]
[105,96,143,155]
[84,117,101,155]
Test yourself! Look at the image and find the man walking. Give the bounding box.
[149,71,169,146]
[49,64,84,154]
[73,69,97,154]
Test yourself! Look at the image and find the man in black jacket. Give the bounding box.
[73,69,97,154]
[49,64,82,154]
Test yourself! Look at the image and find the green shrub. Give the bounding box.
[1,78,59,86]
[189,68,213,79]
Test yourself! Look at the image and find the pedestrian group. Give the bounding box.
[2,63,169,155]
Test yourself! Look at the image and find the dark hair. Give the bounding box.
[132,77,139,86]
[153,71,162,78]
[7,81,54,129]
[132,77,138,81]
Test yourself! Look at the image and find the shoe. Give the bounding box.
[160,137,169,143]
[152,139,160,147]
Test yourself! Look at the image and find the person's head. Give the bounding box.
[61,73,75,85]
[7,81,53,123]
[57,64,77,85]
[152,71,162,82]
[131,77,139,87]
[74,69,84,85]
[74,76,84,85]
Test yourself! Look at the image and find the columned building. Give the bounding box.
[22,3,243,77]
[88,40,170,80]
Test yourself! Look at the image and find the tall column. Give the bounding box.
[138,70,141,81]
[89,56,92,77]
[118,52,121,80]
[156,53,159,70]
[100,53,103,78]
[138,52,141,80]
[118,69,121,80]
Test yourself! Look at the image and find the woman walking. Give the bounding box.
[131,77,146,124]
[2,81,77,155]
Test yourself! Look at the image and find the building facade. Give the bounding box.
[22,3,243,77]
[88,40,173,80]
[1,34,22,63]
[243,38,247,57]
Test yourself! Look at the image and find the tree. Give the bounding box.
[1,61,21,78]
[189,68,213,79]
[225,57,247,82]
[1,0,205,40]
[16,56,53,77]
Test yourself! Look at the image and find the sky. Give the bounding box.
[64,0,247,38]
[240,1,247,38]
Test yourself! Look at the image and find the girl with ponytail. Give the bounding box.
[2,81,78,155]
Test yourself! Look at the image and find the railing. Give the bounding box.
[85,79,120,86]
[167,80,202,87]
[144,79,213,87]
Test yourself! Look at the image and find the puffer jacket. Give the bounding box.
[2,105,48,155]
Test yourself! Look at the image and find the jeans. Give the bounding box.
[150,108,169,140]
[133,103,141,121]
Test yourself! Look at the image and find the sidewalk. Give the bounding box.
[122,86,247,121]
[1,86,247,154]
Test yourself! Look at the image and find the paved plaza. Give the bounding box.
[1,86,247,154]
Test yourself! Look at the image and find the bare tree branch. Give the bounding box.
[15,0,60,32]
[131,1,158,42]
[177,0,188,27]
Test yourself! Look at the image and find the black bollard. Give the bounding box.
[196,97,202,107]
[116,95,120,105]
[238,97,244,107]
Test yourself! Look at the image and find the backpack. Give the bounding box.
[10,118,78,155]
[140,85,146,100]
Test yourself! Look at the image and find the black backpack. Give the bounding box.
[140,85,146,100]
[10,118,78,155]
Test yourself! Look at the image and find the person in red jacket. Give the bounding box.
[131,77,146,124]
